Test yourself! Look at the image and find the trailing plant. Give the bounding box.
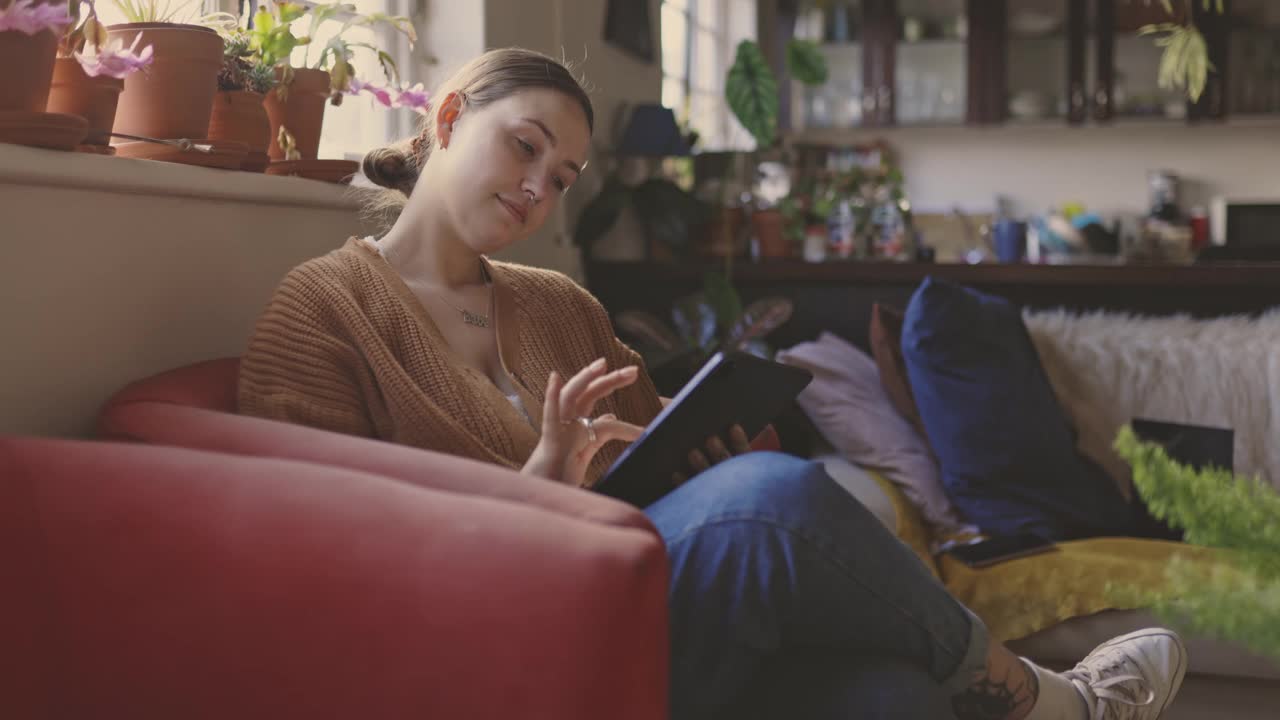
[1111,426,1280,659]
[1138,0,1225,102]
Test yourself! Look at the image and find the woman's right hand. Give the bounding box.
[522,357,645,486]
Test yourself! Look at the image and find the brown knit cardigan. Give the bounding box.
[237,237,664,486]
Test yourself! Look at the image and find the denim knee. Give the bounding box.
[648,451,871,543]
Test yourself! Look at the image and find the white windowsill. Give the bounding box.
[0,142,364,210]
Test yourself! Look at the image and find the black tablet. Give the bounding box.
[593,351,813,508]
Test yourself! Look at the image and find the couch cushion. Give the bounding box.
[901,278,1133,540]
[778,332,973,535]
[869,303,930,439]
[103,357,241,414]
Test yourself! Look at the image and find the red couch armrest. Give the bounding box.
[0,437,669,719]
[99,400,654,532]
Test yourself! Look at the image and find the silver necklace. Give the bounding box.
[377,239,491,328]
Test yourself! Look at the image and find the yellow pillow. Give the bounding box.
[863,470,1218,643]
[938,537,1216,642]
[865,470,940,579]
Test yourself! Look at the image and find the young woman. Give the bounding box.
[238,48,1186,720]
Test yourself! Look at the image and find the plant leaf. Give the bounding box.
[722,297,794,351]
[786,38,828,86]
[701,270,743,340]
[725,40,779,149]
[615,310,684,353]
[1185,26,1208,101]
[671,293,718,351]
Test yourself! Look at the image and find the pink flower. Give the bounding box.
[0,0,73,35]
[395,83,430,114]
[347,77,429,114]
[347,76,394,108]
[76,32,154,79]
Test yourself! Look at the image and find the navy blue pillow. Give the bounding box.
[900,277,1133,540]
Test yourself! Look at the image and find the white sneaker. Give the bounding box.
[1063,628,1188,720]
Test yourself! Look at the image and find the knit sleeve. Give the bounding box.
[237,267,375,438]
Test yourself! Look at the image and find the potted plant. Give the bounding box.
[723,37,827,260]
[46,0,152,151]
[207,27,274,170]
[0,0,72,113]
[247,0,419,164]
[612,281,795,395]
[104,0,234,142]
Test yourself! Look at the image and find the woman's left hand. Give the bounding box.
[671,424,752,486]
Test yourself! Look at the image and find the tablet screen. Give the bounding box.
[594,351,812,507]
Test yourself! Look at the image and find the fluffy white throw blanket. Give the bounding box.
[1024,309,1280,493]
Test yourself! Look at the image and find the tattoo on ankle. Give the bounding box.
[950,660,1039,720]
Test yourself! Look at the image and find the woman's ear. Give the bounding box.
[436,92,464,149]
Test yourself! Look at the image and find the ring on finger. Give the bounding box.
[581,415,599,443]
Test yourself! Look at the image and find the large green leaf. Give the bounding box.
[573,177,631,249]
[702,270,743,340]
[725,40,779,149]
[786,38,828,86]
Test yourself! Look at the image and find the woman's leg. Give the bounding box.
[645,453,1186,720]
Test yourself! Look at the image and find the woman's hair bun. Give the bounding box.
[361,141,418,195]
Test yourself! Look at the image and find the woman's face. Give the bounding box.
[428,87,591,255]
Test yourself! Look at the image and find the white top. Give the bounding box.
[507,393,533,426]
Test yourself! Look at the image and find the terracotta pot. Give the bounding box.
[46,57,125,146]
[697,207,746,259]
[751,209,791,259]
[0,28,58,112]
[107,22,223,140]
[208,90,270,169]
[264,67,331,161]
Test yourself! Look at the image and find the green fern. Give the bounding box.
[1113,426,1280,658]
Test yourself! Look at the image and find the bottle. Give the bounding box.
[828,200,855,259]
[1189,206,1209,252]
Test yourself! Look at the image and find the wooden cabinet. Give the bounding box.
[780,0,1275,131]
[1224,0,1280,117]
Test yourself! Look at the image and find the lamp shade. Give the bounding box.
[615,104,690,157]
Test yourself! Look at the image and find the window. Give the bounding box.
[661,0,758,151]
[95,0,418,161]
[291,0,417,161]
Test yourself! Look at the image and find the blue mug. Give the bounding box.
[994,219,1027,263]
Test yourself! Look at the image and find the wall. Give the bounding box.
[0,145,369,438]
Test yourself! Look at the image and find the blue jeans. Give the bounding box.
[644,452,987,720]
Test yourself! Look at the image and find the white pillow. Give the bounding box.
[778,332,974,536]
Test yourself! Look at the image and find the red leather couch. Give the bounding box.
[97,358,655,529]
[3,363,670,719]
